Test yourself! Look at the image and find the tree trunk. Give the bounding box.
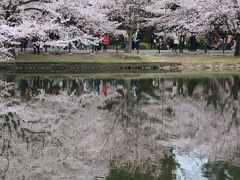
[128,29,133,53]
[234,33,240,56]
[69,43,72,53]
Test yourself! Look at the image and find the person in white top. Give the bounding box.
[173,34,179,53]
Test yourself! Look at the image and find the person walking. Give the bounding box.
[32,36,40,54]
[136,29,142,53]
[132,31,137,50]
[179,34,186,54]
[123,32,129,52]
[96,29,102,51]
[190,32,196,51]
[150,32,156,49]
[173,33,179,53]
[196,32,201,50]
[226,31,234,50]
[103,33,109,52]
[214,31,221,50]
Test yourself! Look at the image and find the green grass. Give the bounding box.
[144,54,240,65]
[16,53,146,63]
[169,54,240,65]
[16,52,240,64]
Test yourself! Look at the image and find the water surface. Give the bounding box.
[0,74,240,179]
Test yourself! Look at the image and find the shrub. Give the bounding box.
[140,42,149,50]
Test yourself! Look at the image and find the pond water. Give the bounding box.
[0,74,240,180]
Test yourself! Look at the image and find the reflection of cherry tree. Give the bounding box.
[0,107,47,178]
[99,79,167,175]
[1,76,240,179]
[221,76,240,110]
[0,78,170,179]
[150,77,240,168]
[106,148,177,180]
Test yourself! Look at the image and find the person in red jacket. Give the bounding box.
[103,33,109,52]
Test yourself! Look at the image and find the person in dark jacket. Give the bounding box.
[32,36,40,54]
[136,29,142,53]
[150,32,156,49]
[190,32,196,51]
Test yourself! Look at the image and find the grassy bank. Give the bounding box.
[16,52,240,64]
[16,53,147,63]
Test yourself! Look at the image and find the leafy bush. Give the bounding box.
[198,36,206,49]
[140,43,149,50]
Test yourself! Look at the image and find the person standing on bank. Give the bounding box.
[136,29,142,53]
[151,32,156,49]
[96,29,102,51]
[32,36,40,54]
[190,32,197,51]
[132,31,137,50]
[103,33,109,52]
[123,32,129,52]
[179,34,186,54]
[173,33,179,53]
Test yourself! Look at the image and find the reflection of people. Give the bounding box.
[25,86,33,100]
[131,80,138,97]
[83,80,88,94]
[101,85,108,96]
[94,80,100,95]
[224,79,230,92]
[132,84,137,97]
[123,85,128,97]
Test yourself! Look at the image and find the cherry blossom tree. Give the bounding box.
[1,0,240,58]
[0,0,118,59]
[104,0,153,52]
[195,0,240,56]
[148,0,240,55]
